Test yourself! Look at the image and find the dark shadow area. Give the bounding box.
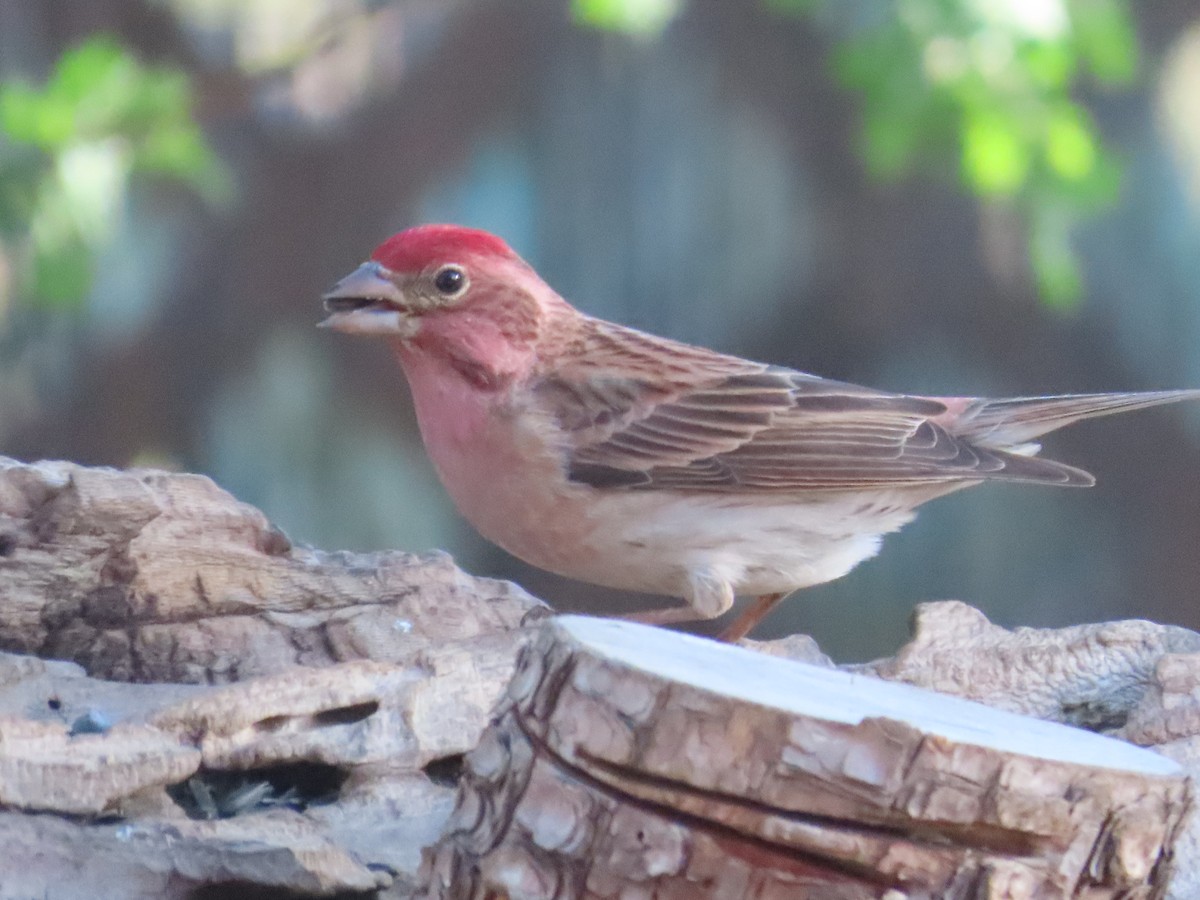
[167,762,350,820]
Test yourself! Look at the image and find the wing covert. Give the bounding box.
[533,366,1090,491]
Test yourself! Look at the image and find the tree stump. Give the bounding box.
[424,617,1191,899]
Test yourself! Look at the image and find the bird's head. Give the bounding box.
[320,225,558,343]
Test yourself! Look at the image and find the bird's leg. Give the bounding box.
[622,605,703,626]
[717,592,787,642]
[623,571,738,629]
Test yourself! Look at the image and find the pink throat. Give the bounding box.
[390,339,492,444]
[387,337,534,541]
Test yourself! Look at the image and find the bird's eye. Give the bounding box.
[433,266,467,296]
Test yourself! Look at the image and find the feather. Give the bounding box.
[532,322,1131,493]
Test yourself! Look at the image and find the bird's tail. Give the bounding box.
[943,390,1200,451]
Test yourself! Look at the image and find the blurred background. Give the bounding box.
[2,0,1199,661]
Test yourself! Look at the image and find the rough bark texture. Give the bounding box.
[3,455,1200,898]
[865,601,1200,731]
[0,456,544,683]
[0,455,544,897]
[0,642,523,896]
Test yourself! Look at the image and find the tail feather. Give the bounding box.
[947,390,1200,449]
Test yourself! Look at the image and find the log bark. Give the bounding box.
[0,454,543,896]
[0,455,544,683]
[865,601,1200,730]
[4,455,1200,898]
[0,644,521,896]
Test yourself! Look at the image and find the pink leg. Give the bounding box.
[717,593,786,642]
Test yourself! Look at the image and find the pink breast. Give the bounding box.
[391,342,578,556]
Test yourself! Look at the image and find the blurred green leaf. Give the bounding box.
[581,0,1138,306]
[0,34,231,311]
[572,0,684,35]
[54,35,127,105]
[1044,104,1096,181]
[0,85,75,148]
[1070,0,1137,84]
[1018,41,1074,90]
[962,109,1030,195]
[792,0,1135,307]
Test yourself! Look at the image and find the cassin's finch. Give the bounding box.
[321,225,1199,640]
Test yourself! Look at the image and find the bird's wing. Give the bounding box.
[534,366,1094,492]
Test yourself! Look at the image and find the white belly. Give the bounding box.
[499,486,922,602]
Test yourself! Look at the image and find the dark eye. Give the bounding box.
[434,266,466,296]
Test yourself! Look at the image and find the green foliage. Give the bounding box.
[572,0,684,36]
[0,35,230,309]
[573,0,1140,308]
[826,0,1133,306]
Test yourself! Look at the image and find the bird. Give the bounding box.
[320,224,1199,641]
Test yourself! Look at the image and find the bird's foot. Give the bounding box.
[619,591,789,641]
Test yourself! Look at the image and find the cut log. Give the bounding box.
[424,616,1191,899]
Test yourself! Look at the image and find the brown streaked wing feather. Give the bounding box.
[538,364,1096,493]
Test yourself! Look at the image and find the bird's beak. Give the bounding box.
[319,261,415,336]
